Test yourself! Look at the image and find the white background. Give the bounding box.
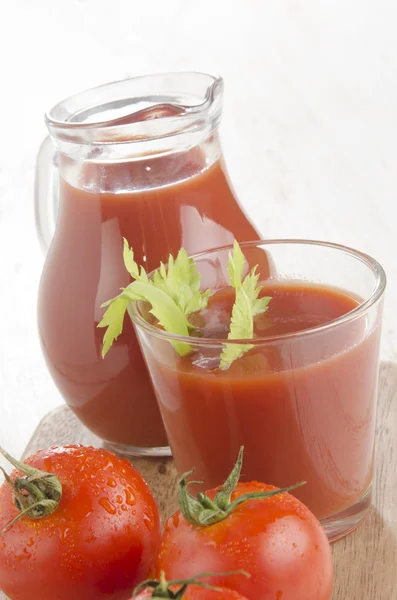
[0,0,396,459]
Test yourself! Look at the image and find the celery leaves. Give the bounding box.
[220,241,271,369]
[98,239,209,357]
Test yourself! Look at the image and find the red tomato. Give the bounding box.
[0,445,160,600]
[134,584,247,600]
[132,572,249,600]
[157,481,333,600]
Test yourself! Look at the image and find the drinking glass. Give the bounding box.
[130,239,386,540]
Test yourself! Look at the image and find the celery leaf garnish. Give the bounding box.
[98,239,209,357]
[220,241,271,369]
[152,248,210,325]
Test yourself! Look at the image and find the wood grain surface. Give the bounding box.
[0,361,394,599]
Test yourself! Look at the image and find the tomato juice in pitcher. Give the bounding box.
[36,73,267,455]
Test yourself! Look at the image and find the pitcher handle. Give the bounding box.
[35,136,58,253]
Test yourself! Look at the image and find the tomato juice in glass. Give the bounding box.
[36,74,269,455]
[130,240,385,540]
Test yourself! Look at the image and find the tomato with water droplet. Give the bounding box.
[131,571,249,600]
[0,445,160,600]
[156,460,333,600]
[133,584,248,600]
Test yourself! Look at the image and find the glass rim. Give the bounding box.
[128,238,386,347]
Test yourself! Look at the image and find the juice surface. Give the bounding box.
[148,283,381,519]
[38,153,264,447]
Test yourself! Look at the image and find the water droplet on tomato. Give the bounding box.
[116,495,123,504]
[172,513,180,528]
[16,548,31,561]
[107,477,117,488]
[121,505,127,511]
[277,592,283,599]
[85,532,97,543]
[27,538,34,547]
[124,487,136,506]
[99,498,117,515]
[143,513,154,531]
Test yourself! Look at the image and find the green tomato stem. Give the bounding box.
[0,446,62,535]
[178,446,306,527]
[132,570,249,599]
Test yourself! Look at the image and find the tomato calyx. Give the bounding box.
[0,446,62,535]
[178,446,305,526]
[133,570,249,599]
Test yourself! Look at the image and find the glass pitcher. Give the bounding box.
[36,72,266,456]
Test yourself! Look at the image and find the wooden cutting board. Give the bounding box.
[2,361,397,599]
